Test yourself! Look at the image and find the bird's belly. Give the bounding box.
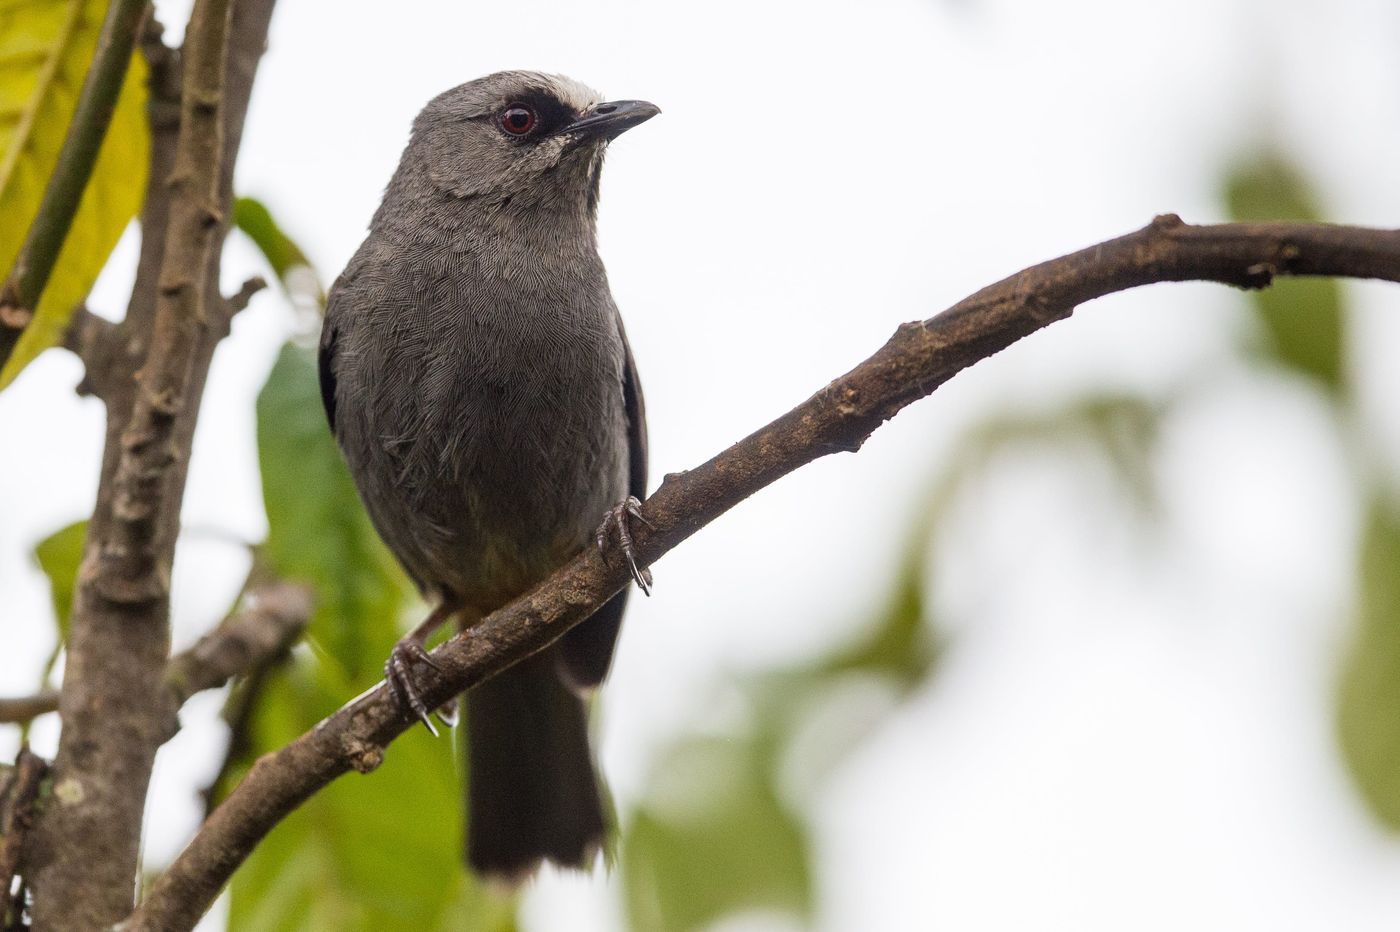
[349,349,628,610]
[447,418,624,603]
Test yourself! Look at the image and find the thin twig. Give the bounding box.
[223,275,267,318]
[120,216,1400,931]
[0,0,150,370]
[0,693,59,725]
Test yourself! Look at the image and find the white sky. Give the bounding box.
[5,0,1400,929]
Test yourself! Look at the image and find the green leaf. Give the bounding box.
[233,342,517,928]
[234,197,311,280]
[255,341,411,677]
[623,730,811,932]
[33,518,85,642]
[1337,498,1400,828]
[0,0,149,389]
[234,196,325,308]
[229,667,516,932]
[1223,152,1344,393]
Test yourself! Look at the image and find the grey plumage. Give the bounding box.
[319,71,655,879]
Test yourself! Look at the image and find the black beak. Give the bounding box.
[561,100,660,141]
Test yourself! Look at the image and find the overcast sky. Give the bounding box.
[5,0,1400,929]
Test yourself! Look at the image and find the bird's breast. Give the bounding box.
[338,254,629,605]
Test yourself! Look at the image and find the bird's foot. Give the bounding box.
[385,636,444,737]
[596,495,654,595]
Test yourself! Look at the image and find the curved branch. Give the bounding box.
[122,216,1400,931]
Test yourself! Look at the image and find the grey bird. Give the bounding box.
[319,71,657,879]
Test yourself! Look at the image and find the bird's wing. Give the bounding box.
[557,317,648,691]
[621,320,649,503]
[318,316,339,437]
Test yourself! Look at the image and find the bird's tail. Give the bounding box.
[464,649,606,880]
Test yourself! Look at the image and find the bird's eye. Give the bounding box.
[499,105,538,136]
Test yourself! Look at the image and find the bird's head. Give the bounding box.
[406,71,658,217]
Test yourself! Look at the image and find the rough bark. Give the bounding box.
[23,0,279,927]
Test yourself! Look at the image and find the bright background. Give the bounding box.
[5,0,1400,929]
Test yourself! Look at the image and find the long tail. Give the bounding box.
[464,649,605,880]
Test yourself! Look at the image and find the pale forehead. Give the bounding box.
[533,73,602,112]
[421,71,602,122]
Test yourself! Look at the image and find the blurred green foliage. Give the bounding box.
[255,344,410,677]
[1223,153,1345,394]
[32,519,86,721]
[33,519,84,643]
[624,731,811,930]
[234,198,313,284]
[1337,499,1400,828]
[234,196,325,310]
[620,388,1164,930]
[223,340,517,929]
[1221,151,1400,834]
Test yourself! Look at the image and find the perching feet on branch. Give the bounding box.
[384,600,459,737]
[596,495,654,595]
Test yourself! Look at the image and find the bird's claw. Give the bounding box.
[596,495,654,595]
[385,639,443,737]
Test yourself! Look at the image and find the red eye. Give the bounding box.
[500,105,537,136]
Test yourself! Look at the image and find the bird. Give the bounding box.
[318,71,657,880]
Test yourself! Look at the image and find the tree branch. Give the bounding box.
[119,216,1400,930]
[0,0,150,369]
[23,0,279,926]
[0,692,59,725]
[163,583,313,714]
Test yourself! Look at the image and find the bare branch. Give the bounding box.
[0,748,48,924]
[0,0,150,370]
[164,583,313,714]
[0,692,59,725]
[121,216,1400,930]
[222,275,267,319]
